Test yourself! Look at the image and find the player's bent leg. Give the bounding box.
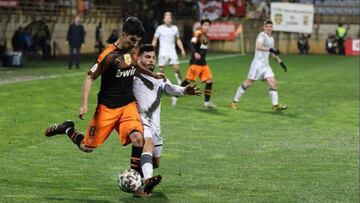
[45,120,93,152]
[45,120,74,137]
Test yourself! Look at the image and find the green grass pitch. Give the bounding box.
[0,53,358,202]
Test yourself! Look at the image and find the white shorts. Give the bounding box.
[143,124,163,158]
[158,54,179,66]
[247,60,275,80]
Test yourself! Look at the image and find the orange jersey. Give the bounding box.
[88,44,138,108]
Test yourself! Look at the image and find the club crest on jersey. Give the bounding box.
[124,54,132,65]
[116,66,136,78]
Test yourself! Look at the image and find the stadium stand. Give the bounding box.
[0,0,359,56]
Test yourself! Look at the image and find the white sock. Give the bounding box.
[141,152,153,180]
[174,72,182,85]
[233,84,246,102]
[269,89,278,106]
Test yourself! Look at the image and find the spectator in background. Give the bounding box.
[228,0,247,17]
[66,16,85,69]
[297,33,310,54]
[326,33,337,54]
[336,23,347,55]
[106,29,119,44]
[12,27,24,51]
[95,22,104,53]
[203,0,222,21]
[23,28,32,52]
[36,22,51,60]
[198,0,207,20]
[0,40,5,64]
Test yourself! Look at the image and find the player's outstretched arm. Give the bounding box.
[79,74,94,120]
[164,83,201,97]
[164,82,185,96]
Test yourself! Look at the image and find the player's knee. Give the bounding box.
[129,131,144,147]
[143,138,154,152]
[244,79,253,87]
[79,144,95,153]
[268,79,277,88]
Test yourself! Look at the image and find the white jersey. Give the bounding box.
[133,74,185,145]
[253,31,274,66]
[154,24,180,56]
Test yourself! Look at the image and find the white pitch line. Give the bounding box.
[0,53,242,85]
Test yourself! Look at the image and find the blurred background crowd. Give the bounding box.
[0,0,359,67]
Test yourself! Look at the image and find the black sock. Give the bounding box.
[180,80,190,87]
[66,127,84,148]
[131,146,143,177]
[204,82,213,102]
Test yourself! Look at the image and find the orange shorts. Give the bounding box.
[185,64,212,82]
[82,101,143,148]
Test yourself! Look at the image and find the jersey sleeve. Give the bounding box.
[87,54,114,79]
[256,33,265,44]
[191,30,202,43]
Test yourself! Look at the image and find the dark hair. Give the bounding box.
[122,16,145,37]
[200,18,211,25]
[264,20,273,25]
[139,44,155,55]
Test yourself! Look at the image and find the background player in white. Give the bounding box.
[133,44,200,180]
[231,20,287,111]
[152,11,186,85]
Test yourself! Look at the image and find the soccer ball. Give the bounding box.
[117,169,143,193]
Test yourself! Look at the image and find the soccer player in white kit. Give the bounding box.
[152,11,186,85]
[133,44,200,182]
[231,20,287,111]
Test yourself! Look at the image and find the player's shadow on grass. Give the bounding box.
[119,192,169,203]
[243,109,299,118]
[45,197,112,203]
[177,105,227,116]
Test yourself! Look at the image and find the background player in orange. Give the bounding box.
[45,17,161,195]
[178,19,216,108]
